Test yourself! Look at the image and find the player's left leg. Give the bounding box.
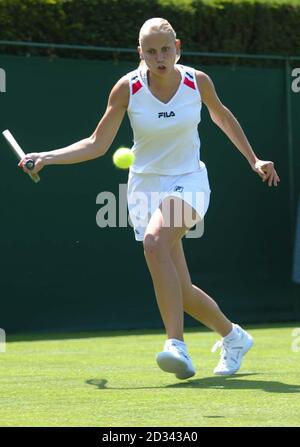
[171,240,232,335]
[171,239,253,375]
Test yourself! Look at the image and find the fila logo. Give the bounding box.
[174,186,184,192]
[158,111,175,118]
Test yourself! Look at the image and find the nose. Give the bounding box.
[155,52,164,63]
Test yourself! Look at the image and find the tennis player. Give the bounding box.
[20,18,280,380]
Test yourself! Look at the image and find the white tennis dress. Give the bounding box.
[126,64,211,241]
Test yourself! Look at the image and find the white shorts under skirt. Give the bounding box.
[127,167,211,241]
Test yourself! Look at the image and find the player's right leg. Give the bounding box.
[143,196,196,379]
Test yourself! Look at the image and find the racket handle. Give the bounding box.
[29,172,40,183]
[25,159,35,170]
[25,159,40,183]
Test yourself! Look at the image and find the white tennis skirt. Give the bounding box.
[127,165,211,241]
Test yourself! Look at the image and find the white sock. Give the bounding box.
[223,324,239,341]
[166,338,187,349]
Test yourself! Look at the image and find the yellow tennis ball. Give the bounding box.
[112,147,135,169]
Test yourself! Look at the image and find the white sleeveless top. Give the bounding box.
[126,64,205,175]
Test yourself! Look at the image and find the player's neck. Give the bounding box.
[147,67,180,89]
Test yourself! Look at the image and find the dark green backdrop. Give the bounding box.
[0,54,299,333]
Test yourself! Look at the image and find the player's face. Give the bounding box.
[139,32,179,76]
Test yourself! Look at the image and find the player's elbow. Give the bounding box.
[90,134,109,157]
[210,105,231,128]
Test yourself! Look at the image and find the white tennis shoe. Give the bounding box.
[212,324,253,375]
[156,339,196,380]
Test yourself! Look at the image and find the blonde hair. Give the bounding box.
[138,18,181,64]
[139,18,177,45]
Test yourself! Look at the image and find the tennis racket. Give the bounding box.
[2,129,40,183]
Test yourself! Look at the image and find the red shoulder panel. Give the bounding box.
[184,77,196,90]
[132,80,143,95]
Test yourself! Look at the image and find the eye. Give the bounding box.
[162,46,170,52]
[147,49,156,55]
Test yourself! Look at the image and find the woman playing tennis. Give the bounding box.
[20,18,280,379]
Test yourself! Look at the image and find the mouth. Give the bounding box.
[157,65,167,71]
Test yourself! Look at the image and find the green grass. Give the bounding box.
[1,324,300,427]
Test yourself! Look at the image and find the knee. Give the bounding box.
[181,283,194,299]
[143,233,169,262]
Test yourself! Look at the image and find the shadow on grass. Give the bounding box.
[86,374,300,393]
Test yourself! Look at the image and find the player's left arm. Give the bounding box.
[196,70,280,187]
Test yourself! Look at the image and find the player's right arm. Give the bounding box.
[20,76,129,174]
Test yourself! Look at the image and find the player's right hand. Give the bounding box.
[18,153,45,174]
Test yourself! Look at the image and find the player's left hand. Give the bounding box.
[252,159,280,187]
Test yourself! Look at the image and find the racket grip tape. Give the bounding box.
[25,159,35,170]
[25,159,41,183]
[23,160,40,183]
